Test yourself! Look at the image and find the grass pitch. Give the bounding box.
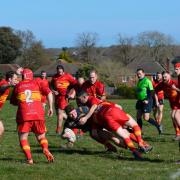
[0,99,180,180]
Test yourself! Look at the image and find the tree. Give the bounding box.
[15,30,50,69]
[97,59,133,88]
[0,27,22,63]
[115,34,137,65]
[75,32,98,63]
[137,31,174,66]
[58,47,72,63]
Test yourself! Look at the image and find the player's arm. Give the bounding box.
[10,88,18,106]
[171,80,180,92]
[50,77,59,96]
[97,83,106,100]
[154,93,159,106]
[47,91,53,117]
[0,84,11,93]
[79,104,97,125]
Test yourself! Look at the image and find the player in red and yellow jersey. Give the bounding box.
[77,91,152,159]
[10,68,54,164]
[51,65,77,134]
[173,62,180,87]
[82,69,106,100]
[155,71,180,140]
[152,72,164,131]
[36,70,49,109]
[0,71,18,139]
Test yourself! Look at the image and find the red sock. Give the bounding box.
[39,138,48,150]
[173,122,180,136]
[79,130,84,136]
[124,137,136,152]
[130,133,138,143]
[72,128,78,135]
[20,139,32,160]
[132,125,143,143]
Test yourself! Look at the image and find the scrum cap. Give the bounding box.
[22,68,33,80]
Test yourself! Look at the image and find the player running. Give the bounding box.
[10,68,54,164]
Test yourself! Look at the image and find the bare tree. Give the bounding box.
[137,31,175,66]
[15,30,50,69]
[75,32,99,63]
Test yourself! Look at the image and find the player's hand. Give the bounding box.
[172,84,177,90]
[52,90,59,96]
[78,116,87,125]
[156,102,160,107]
[48,108,53,117]
[143,100,148,104]
[16,67,24,75]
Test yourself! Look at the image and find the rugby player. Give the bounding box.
[10,68,54,164]
[51,65,77,134]
[0,71,18,138]
[77,91,152,159]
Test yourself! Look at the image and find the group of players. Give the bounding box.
[0,62,180,165]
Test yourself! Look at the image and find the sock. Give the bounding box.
[137,118,143,129]
[130,133,138,143]
[72,128,78,135]
[20,139,32,160]
[132,125,143,144]
[173,122,180,136]
[124,137,136,152]
[148,118,159,128]
[79,130,84,136]
[39,138,48,150]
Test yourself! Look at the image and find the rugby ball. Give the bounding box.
[64,128,76,143]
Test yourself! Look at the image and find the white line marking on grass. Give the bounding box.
[170,169,180,179]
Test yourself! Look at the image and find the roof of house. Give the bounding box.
[171,56,180,64]
[127,59,166,74]
[0,64,20,75]
[34,59,80,76]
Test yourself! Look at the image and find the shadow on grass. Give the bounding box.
[31,148,171,163]
[32,147,105,156]
[143,136,173,142]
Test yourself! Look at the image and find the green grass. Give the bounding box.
[0,99,180,180]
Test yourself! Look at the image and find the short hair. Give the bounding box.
[136,68,144,73]
[65,104,75,114]
[162,71,170,75]
[56,65,64,71]
[156,72,160,74]
[76,90,88,98]
[89,69,97,75]
[41,70,46,74]
[5,71,15,80]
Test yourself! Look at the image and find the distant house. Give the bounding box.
[34,59,80,78]
[120,59,170,86]
[0,64,20,74]
[0,64,20,79]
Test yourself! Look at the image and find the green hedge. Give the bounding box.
[115,85,137,99]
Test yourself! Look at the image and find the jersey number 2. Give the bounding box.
[24,90,33,103]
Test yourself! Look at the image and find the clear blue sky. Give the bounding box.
[0,0,180,48]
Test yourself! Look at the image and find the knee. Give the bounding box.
[0,121,4,136]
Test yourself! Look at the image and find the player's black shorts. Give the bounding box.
[136,99,153,113]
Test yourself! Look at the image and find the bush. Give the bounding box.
[115,85,137,99]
